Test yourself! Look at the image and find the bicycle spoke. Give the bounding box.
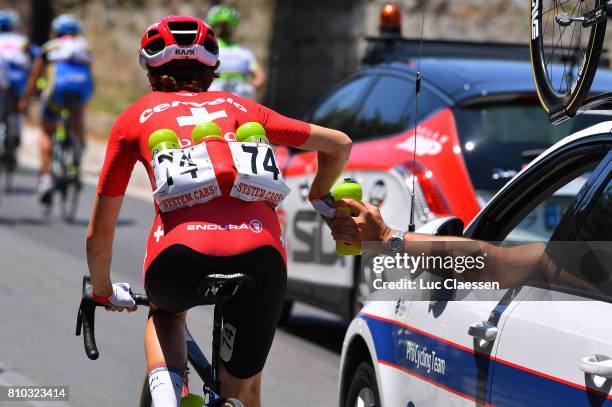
[543,0,571,15]
[560,7,580,92]
[543,0,589,93]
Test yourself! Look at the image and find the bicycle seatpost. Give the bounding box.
[211,297,227,393]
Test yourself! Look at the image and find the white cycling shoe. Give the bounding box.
[38,173,53,206]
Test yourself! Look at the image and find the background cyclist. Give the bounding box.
[19,13,94,205]
[0,9,40,183]
[86,15,351,407]
[206,4,266,99]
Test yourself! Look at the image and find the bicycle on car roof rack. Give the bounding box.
[530,0,612,124]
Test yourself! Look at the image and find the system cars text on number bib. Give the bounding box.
[152,143,222,213]
[229,141,290,206]
[152,141,290,212]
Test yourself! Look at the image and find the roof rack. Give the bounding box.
[362,36,610,68]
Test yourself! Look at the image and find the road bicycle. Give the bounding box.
[0,88,21,195]
[43,93,83,221]
[75,275,252,407]
[530,0,612,124]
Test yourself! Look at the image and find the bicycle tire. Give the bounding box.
[0,157,4,203]
[530,0,607,119]
[60,180,80,222]
[138,375,152,407]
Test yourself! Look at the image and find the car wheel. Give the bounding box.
[344,362,381,407]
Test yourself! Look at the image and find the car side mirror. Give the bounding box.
[416,216,464,237]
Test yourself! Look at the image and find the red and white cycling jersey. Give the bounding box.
[97,90,310,271]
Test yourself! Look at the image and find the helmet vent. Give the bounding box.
[203,37,218,55]
[168,21,198,46]
[147,29,159,38]
[144,38,165,55]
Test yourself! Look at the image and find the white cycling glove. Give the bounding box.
[310,193,336,226]
[92,282,136,309]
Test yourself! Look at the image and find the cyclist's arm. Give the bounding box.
[250,64,266,90]
[247,50,266,90]
[300,124,351,200]
[86,195,123,298]
[246,100,352,199]
[86,115,138,298]
[22,56,44,99]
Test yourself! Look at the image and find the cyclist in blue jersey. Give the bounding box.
[206,5,266,99]
[0,9,40,179]
[19,14,94,204]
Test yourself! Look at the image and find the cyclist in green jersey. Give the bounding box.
[206,5,266,99]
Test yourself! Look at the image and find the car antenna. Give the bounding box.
[408,2,427,232]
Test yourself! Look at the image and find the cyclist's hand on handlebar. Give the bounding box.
[92,282,137,312]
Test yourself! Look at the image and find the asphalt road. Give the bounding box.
[0,165,348,407]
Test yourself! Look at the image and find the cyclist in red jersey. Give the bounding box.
[85,16,351,407]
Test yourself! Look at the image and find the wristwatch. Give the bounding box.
[386,230,406,253]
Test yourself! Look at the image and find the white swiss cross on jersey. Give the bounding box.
[176,107,228,127]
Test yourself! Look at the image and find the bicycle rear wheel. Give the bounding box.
[60,180,80,222]
[530,0,607,120]
[139,375,152,407]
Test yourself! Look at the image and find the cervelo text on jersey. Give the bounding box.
[139,96,247,125]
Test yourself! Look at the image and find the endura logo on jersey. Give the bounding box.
[249,219,263,233]
[186,219,263,233]
[139,97,248,124]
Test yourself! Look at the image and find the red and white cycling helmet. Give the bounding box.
[139,15,218,69]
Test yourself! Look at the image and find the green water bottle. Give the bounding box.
[148,128,179,157]
[191,121,223,144]
[180,393,204,407]
[332,178,363,256]
[236,121,270,144]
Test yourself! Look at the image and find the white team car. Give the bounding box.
[338,122,612,406]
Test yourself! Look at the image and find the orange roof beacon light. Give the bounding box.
[379,3,402,36]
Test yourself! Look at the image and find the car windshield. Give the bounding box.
[453,103,612,192]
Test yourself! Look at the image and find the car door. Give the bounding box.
[399,138,612,406]
[490,152,612,407]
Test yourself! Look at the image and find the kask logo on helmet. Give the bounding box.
[175,49,195,56]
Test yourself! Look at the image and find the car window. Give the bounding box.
[454,104,612,192]
[351,75,415,140]
[576,175,612,241]
[503,173,592,243]
[310,75,372,134]
[543,172,612,301]
[419,84,447,120]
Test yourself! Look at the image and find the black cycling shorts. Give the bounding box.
[144,244,287,379]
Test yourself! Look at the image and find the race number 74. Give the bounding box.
[239,145,280,180]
